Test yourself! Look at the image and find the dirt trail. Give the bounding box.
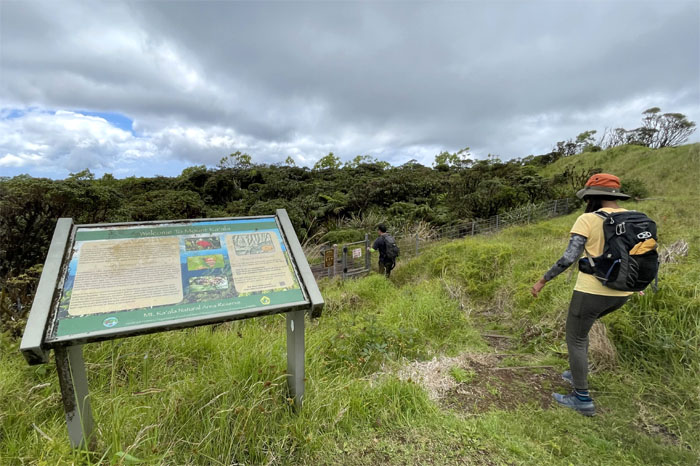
[394,351,570,414]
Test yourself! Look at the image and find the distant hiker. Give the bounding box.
[530,173,658,417]
[370,224,399,277]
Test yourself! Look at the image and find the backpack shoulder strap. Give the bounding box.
[594,210,610,220]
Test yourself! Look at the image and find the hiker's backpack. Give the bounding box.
[384,234,400,261]
[578,210,659,291]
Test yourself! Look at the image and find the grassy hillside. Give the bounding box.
[1,144,698,465]
[541,143,700,199]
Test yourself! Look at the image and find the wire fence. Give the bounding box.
[306,197,576,280]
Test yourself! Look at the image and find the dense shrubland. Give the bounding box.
[2,141,697,337]
[0,108,695,334]
[0,151,565,329]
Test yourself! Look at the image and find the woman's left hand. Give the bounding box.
[531,278,547,298]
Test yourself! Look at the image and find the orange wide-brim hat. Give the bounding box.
[576,173,631,200]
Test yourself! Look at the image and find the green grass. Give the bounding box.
[449,366,476,384]
[1,144,699,464]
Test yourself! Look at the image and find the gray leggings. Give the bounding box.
[566,291,629,390]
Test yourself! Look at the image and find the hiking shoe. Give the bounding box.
[552,392,596,417]
[562,370,574,386]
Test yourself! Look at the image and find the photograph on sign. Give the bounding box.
[47,218,307,343]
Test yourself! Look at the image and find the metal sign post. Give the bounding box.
[55,345,94,448]
[20,210,322,448]
[286,310,305,406]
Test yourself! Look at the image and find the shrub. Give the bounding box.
[621,177,650,200]
[321,229,365,245]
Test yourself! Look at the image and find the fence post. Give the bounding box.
[415,232,419,257]
[495,214,499,230]
[332,244,338,277]
[342,245,348,280]
[553,199,558,215]
[471,220,475,236]
[364,234,370,272]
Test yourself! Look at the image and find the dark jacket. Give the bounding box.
[372,234,393,264]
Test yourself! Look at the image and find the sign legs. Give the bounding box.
[286,310,305,408]
[55,345,95,449]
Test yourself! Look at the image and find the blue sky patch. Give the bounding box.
[1,107,50,119]
[76,110,134,133]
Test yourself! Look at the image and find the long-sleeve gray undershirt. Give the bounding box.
[544,234,587,282]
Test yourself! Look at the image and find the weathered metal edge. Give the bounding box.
[276,209,324,315]
[45,300,310,347]
[76,215,276,228]
[20,218,75,365]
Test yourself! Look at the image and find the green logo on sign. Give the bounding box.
[103,317,118,328]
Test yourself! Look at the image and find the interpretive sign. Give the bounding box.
[42,217,309,345]
[20,211,322,449]
[324,249,335,268]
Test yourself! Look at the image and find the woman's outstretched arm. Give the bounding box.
[531,234,587,297]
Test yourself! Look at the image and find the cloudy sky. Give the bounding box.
[1,1,698,178]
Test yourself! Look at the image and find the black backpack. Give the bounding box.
[384,234,400,261]
[578,210,659,291]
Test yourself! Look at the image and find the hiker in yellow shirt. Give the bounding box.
[531,174,633,417]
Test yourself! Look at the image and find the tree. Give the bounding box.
[640,107,696,148]
[344,155,391,170]
[576,130,600,152]
[126,189,206,221]
[600,108,696,149]
[433,147,472,170]
[552,130,598,157]
[599,127,628,149]
[218,151,253,169]
[313,152,342,171]
[557,165,603,192]
[345,155,373,168]
[552,139,578,157]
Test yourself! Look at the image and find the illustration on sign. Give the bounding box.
[50,218,306,341]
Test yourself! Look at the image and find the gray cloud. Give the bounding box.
[1,0,698,177]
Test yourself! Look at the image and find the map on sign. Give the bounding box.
[46,218,306,342]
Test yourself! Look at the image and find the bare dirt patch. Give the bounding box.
[633,402,682,446]
[331,429,499,466]
[481,333,515,352]
[395,353,570,414]
[441,358,570,414]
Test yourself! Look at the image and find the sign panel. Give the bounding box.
[352,248,362,259]
[44,217,308,344]
[324,249,335,268]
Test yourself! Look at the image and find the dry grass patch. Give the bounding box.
[589,321,618,370]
